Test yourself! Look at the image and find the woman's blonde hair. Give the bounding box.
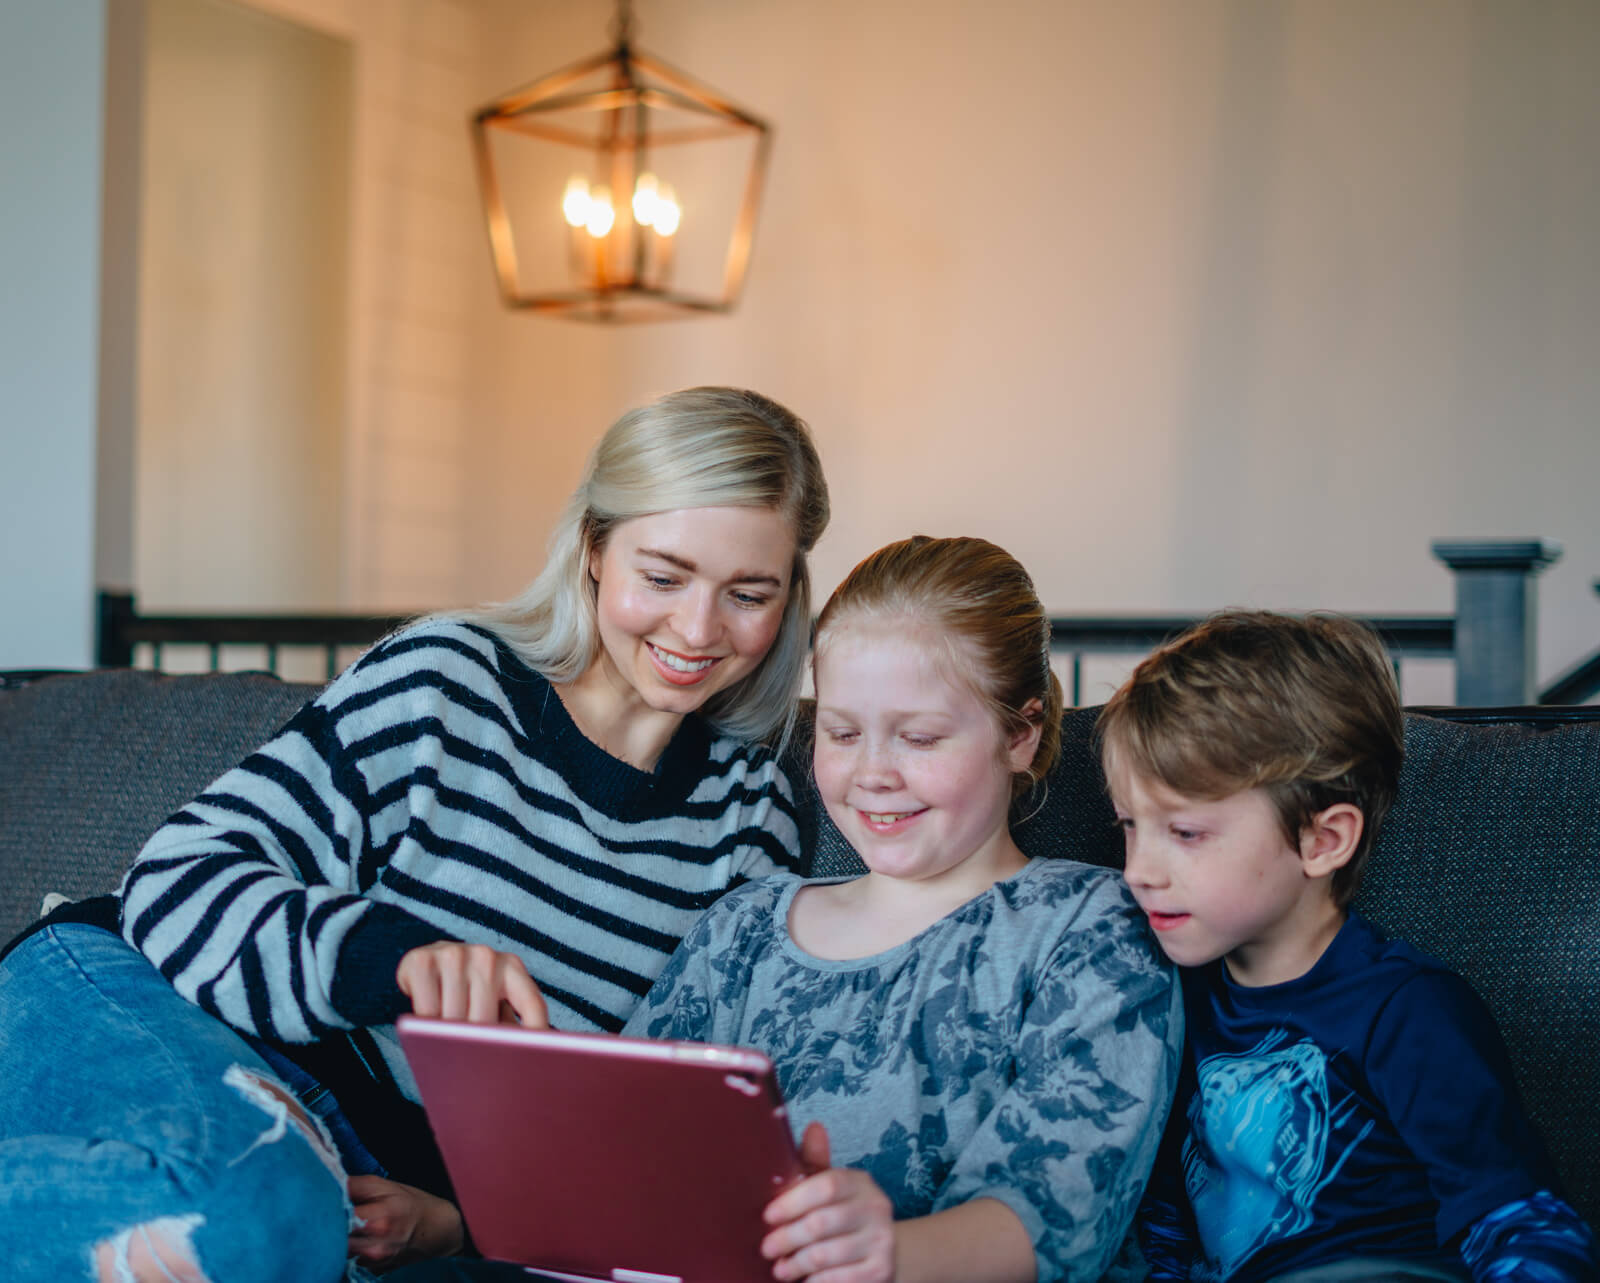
[456,387,829,743]
[813,535,1063,799]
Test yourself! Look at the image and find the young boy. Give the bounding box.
[1097,610,1596,1283]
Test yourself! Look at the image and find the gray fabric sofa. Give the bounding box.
[3,668,1597,1227]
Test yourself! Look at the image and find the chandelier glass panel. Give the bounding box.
[471,0,773,322]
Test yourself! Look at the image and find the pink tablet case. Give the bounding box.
[397,1016,804,1283]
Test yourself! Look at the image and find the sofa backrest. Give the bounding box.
[4,669,1597,1225]
[1358,709,1600,1227]
[0,669,319,948]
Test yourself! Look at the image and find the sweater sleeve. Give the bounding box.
[118,632,461,1042]
[1459,1191,1599,1283]
[935,883,1185,1283]
[1366,970,1562,1245]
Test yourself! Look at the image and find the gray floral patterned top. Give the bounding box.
[622,859,1183,1282]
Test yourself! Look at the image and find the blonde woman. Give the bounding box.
[0,388,829,1283]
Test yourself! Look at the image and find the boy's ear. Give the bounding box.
[1299,803,1365,879]
[1006,698,1045,773]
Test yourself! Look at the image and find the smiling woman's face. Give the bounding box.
[585,505,796,720]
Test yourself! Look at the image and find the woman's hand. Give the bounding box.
[347,1174,465,1270]
[397,942,550,1027]
[761,1122,895,1283]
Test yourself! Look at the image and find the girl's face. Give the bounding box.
[811,620,1038,889]
[587,505,795,719]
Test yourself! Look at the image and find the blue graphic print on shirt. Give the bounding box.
[1184,1031,1374,1279]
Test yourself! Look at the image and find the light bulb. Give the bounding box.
[632,172,660,227]
[562,176,590,228]
[585,186,615,238]
[653,185,681,237]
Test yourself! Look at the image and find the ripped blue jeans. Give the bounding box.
[0,923,354,1282]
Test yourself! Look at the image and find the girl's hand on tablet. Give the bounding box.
[347,1174,464,1267]
[397,942,550,1027]
[761,1122,895,1283]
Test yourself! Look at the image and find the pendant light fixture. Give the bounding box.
[470,0,773,322]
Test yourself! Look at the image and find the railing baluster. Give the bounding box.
[208,643,221,672]
[265,643,279,676]
[97,592,136,667]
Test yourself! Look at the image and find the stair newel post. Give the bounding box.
[1431,539,1561,706]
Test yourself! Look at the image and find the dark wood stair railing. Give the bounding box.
[1046,617,1455,707]
[93,542,1599,705]
[93,597,1454,702]
[1537,580,1600,706]
[97,592,413,681]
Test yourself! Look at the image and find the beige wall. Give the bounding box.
[137,0,352,609]
[127,0,1600,698]
[455,0,1600,702]
[311,0,488,613]
[136,0,489,613]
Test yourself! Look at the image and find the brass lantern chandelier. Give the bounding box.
[470,0,773,322]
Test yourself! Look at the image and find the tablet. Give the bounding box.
[397,1015,805,1283]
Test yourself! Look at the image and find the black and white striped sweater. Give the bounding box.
[119,620,804,1103]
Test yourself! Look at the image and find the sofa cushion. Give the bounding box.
[0,668,320,949]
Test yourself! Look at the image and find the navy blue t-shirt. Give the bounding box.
[1143,911,1557,1282]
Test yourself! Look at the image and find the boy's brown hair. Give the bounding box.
[1096,610,1404,906]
